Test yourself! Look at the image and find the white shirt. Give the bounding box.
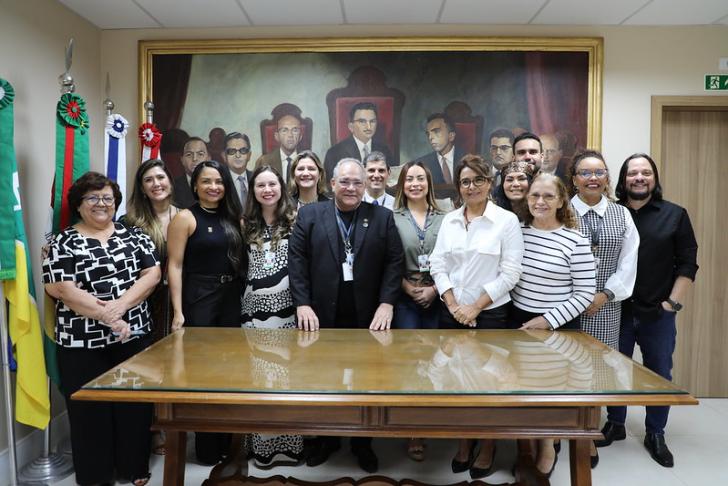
[353,137,372,161]
[438,146,455,180]
[570,195,639,301]
[280,148,298,183]
[430,202,524,309]
[363,192,394,210]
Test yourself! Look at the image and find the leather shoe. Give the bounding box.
[352,445,378,474]
[590,448,599,468]
[305,438,340,467]
[595,422,626,447]
[644,433,674,467]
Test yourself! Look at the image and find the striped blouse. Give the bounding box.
[511,225,596,329]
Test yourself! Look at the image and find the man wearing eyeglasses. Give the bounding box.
[324,102,394,182]
[256,114,303,183]
[288,157,403,473]
[173,137,209,208]
[222,132,253,210]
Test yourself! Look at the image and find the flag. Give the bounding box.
[44,91,90,386]
[104,114,129,218]
[139,122,162,162]
[0,78,51,429]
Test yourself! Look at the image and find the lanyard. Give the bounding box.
[584,210,603,250]
[405,208,432,255]
[335,208,357,260]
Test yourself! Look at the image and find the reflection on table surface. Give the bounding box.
[82,328,687,396]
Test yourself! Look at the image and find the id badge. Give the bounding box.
[342,261,354,281]
[417,254,431,272]
[263,251,276,270]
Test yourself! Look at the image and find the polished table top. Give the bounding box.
[75,328,696,407]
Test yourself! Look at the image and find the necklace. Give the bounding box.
[199,205,217,214]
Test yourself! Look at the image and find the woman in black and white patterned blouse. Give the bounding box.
[43,172,160,486]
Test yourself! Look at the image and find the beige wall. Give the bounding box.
[0,0,100,456]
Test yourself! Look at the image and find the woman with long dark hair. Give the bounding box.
[167,159,244,465]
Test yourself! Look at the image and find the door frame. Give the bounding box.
[651,95,728,168]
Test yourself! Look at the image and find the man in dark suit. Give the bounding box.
[222,132,253,211]
[323,102,394,181]
[414,113,465,185]
[173,137,209,208]
[255,114,303,184]
[288,157,403,473]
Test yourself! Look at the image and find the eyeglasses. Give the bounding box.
[225,147,250,156]
[490,144,511,153]
[459,176,489,188]
[576,169,608,179]
[527,193,557,202]
[336,179,364,188]
[277,127,301,135]
[83,195,115,206]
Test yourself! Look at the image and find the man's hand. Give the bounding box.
[297,329,319,347]
[296,305,320,331]
[369,303,394,331]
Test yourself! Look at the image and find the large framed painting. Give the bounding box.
[139,37,602,202]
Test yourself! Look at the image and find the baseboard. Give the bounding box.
[0,411,70,485]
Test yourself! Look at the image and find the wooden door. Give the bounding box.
[659,103,728,397]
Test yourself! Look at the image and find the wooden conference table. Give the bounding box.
[74,328,697,486]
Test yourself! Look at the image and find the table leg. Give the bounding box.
[164,431,187,486]
[569,439,592,486]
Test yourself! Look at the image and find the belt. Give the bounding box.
[187,273,237,284]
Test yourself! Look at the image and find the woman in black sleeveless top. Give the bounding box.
[167,160,244,465]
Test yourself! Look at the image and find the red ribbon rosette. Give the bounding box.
[139,122,161,147]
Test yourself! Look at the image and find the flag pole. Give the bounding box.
[17,39,77,485]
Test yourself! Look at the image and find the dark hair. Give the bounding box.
[521,173,578,229]
[288,150,327,198]
[223,131,251,149]
[190,160,244,272]
[453,154,494,209]
[183,136,209,153]
[513,132,543,153]
[615,153,663,205]
[569,149,612,199]
[125,159,175,254]
[394,161,442,212]
[496,161,535,213]
[243,165,296,250]
[426,113,456,133]
[489,128,515,145]
[349,102,378,121]
[67,171,122,221]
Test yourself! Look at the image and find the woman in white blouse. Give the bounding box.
[429,154,523,479]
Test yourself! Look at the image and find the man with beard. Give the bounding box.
[256,114,303,183]
[512,131,543,170]
[597,153,698,468]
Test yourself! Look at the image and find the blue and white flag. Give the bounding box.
[104,113,129,217]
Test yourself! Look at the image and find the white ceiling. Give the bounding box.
[58,0,728,29]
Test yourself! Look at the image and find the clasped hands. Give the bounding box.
[447,302,481,327]
[96,298,132,341]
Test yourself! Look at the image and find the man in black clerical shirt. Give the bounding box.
[597,153,698,468]
[288,157,403,473]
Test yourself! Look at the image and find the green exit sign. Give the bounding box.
[705,74,728,91]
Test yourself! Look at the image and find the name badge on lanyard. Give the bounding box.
[336,209,356,282]
[263,250,276,270]
[408,209,432,272]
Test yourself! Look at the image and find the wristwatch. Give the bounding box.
[666,298,683,311]
[602,289,615,302]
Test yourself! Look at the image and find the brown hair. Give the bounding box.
[452,154,494,209]
[288,150,327,198]
[393,161,441,211]
[125,159,175,255]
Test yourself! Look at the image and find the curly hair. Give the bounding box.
[569,149,613,200]
[67,171,122,222]
[521,173,578,229]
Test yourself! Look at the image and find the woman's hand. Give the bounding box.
[108,319,131,341]
[519,316,552,330]
[171,312,185,332]
[96,299,128,324]
[584,292,609,317]
[454,303,480,327]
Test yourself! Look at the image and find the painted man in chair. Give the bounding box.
[324,101,394,182]
[414,113,465,185]
[256,113,303,184]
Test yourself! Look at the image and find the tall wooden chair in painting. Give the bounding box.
[259,103,313,155]
[444,100,484,156]
[325,66,405,165]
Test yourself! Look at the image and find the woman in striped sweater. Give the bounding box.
[510,173,596,477]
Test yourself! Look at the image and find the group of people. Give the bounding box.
[41,123,698,485]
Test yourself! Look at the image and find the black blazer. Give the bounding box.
[288,200,404,328]
[172,175,196,209]
[414,146,466,184]
[323,136,395,181]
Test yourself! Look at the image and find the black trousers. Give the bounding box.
[439,303,509,329]
[57,337,153,485]
[182,273,241,463]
